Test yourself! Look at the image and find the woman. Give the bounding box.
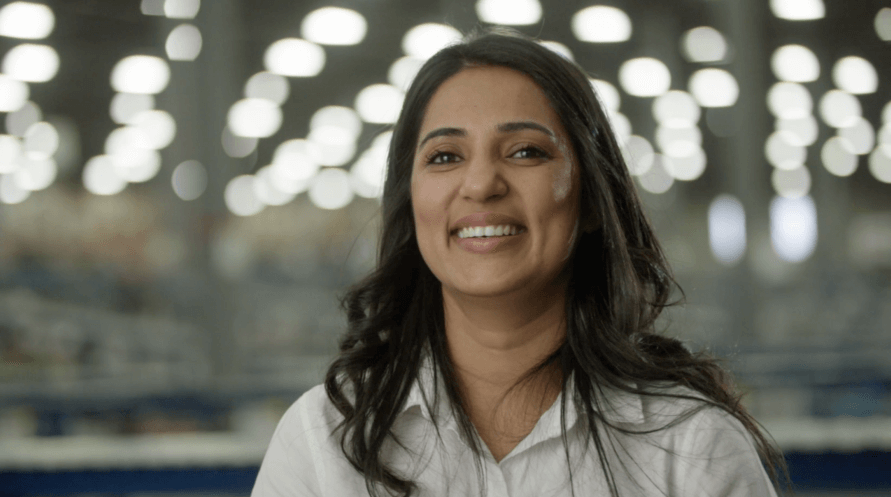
[252,31,789,497]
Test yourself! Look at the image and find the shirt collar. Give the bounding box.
[531,373,645,443]
[400,351,646,431]
[402,351,456,429]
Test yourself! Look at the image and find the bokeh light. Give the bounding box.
[708,194,746,266]
[776,116,818,146]
[308,167,353,210]
[0,173,29,204]
[105,126,148,156]
[244,72,289,105]
[832,57,878,95]
[664,147,706,181]
[821,137,858,177]
[388,56,425,91]
[350,135,389,198]
[355,84,404,124]
[227,98,282,138]
[2,44,59,82]
[656,125,702,157]
[310,106,362,140]
[572,6,632,43]
[877,8,891,41]
[0,74,29,112]
[681,27,727,63]
[110,93,154,125]
[164,0,199,19]
[165,24,202,61]
[6,100,41,136]
[767,82,812,119]
[619,58,670,97]
[308,126,356,166]
[221,126,257,158]
[401,23,462,59]
[837,117,875,155]
[608,113,632,144]
[771,44,820,82]
[772,165,811,198]
[770,0,825,21]
[301,7,367,46]
[0,2,54,39]
[270,139,320,191]
[653,91,701,128]
[225,174,264,216]
[539,41,573,61]
[83,155,127,195]
[868,145,891,183]
[131,110,177,150]
[620,135,654,176]
[770,195,817,263]
[590,79,620,114]
[111,56,171,95]
[475,0,542,26]
[819,90,861,128]
[0,134,22,173]
[264,38,325,77]
[637,155,674,194]
[879,123,891,146]
[253,165,296,206]
[689,69,739,107]
[766,131,806,170]
[111,147,161,183]
[171,160,206,200]
[23,121,58,159]
[14,156,56,191]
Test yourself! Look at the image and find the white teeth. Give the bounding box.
[456,225,525,239]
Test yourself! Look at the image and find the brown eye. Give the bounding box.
[511,146,550,160]
[427,151,460,165]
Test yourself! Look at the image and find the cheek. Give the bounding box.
[551,159,573,203]
[411,175,450,239]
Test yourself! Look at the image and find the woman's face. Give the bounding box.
[411,65,580,299]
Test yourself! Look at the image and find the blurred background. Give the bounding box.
[0,0,888,495]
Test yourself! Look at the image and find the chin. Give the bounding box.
[443,274,530,299]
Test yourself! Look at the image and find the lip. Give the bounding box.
[450,212,526,235]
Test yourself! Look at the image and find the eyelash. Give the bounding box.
[425,145,552,165]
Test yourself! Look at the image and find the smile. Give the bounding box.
[456,225,526,239]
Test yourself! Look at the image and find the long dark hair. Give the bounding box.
[325,30,790,496]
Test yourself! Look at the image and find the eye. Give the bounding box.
[511,145,551,160]
[426,150,461,165]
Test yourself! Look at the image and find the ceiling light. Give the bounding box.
[301,7,367,46]
[618,58,670,97]
[572,6,631,43]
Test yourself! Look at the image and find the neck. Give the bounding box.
[442,281,566,433]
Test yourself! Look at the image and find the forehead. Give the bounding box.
[419,65,565,134]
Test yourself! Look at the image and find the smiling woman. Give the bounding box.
[252,30,789,497]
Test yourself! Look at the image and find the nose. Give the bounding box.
[458,155,508,202]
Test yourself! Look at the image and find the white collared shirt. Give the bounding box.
[252,360,778,497]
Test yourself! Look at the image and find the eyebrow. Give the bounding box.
[417,121,555,151]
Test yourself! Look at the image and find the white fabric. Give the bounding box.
[252,359,779,497]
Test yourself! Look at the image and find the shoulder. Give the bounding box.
[252,384,369,497]
[632,384,779,497]
[274,384,344,444]
[632,384,756,452]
